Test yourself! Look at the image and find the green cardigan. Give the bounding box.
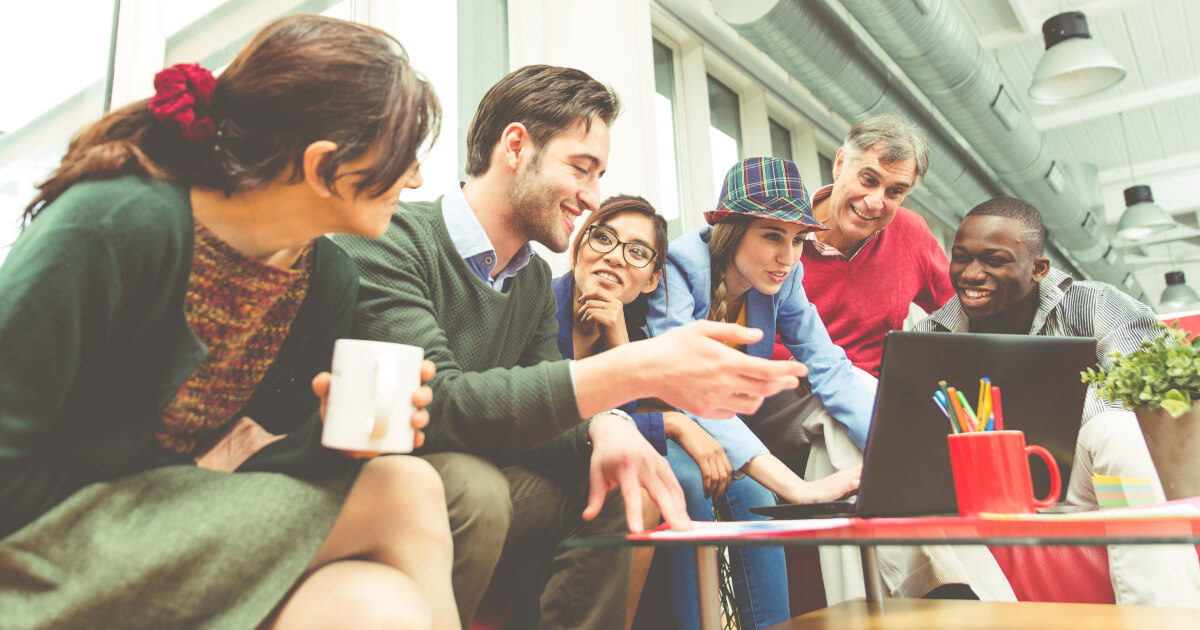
[333,198,590,479]
[0,176,358,537]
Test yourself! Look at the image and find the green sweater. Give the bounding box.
[0,176,358,538]
[333,199,590,478]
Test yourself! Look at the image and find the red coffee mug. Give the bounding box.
[947,430,1061,517]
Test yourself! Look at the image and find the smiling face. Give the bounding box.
[819,143,916,250]
[724,217,809,299]
[571,211,661,305]
[508,119,610,253]
[950,215,1050,332]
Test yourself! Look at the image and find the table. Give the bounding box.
[768,598,1199,630]
[566,502,1200,630]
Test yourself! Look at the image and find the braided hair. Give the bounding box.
[707,215,753,323]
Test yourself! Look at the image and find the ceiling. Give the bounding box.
[946,0,1200,307]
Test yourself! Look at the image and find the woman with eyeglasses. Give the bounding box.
[552,194,854,629]
[549,195,671,629]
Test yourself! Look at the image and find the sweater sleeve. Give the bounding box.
[337,221,583,459]
[776,274,874,450]
[0,186,182,536]
[502,283,594,476]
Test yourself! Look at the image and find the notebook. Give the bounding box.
[751,331,1098,519]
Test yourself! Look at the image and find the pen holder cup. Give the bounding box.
[947,430,1061,517]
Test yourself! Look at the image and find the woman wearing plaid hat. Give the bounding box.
[646,157,873,628]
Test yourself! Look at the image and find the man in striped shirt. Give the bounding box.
[913,196,1200,607]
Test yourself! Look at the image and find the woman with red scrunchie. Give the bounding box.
[0,15,459,630]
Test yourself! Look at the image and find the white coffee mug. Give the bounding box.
[322,339,423,453]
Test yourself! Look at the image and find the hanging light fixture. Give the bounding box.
[1029,11,1126,103]
[1159,271,1200,312]
[1113,113,1174,241]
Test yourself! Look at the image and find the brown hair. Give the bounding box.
[707,215,753,323]
[570,194,667,334]
[571,195,668,273]
[24,14,440,223]
[464,64,620,176]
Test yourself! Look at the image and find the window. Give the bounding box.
[653,39,682,238]
[769,118,794,162]
[0,0,504,265]
[707,75,741,199]
[818,153,835,188]
[0,1,118,262]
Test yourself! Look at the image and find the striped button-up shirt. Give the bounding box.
[912,268,1162,422]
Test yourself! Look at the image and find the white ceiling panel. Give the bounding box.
[1153,1,1192,82]
[1126,5,1168,87]
[1186,0,1200,71]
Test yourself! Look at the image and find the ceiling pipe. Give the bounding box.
[827,0,1139,294]
[709,0,997,229]
[711,0,1143,298]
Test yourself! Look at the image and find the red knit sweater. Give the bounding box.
[799,188,954,376]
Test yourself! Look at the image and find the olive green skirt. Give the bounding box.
[0,464,359,630]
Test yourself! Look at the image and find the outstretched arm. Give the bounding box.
[574,321,806,419]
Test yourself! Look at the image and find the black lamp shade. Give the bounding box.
[1124,185,1155,207]
[1042,12,1091,49]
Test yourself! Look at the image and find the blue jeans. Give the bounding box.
[664,440,790,629]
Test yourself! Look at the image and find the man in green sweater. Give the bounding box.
[334,65,806,629]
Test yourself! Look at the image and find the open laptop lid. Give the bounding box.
[852,331,1097,517]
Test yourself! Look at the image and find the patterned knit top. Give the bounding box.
[157,221,314,455]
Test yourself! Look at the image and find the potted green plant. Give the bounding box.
[1081,322,1200,500]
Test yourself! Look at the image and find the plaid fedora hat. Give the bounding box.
[704,157,828,231]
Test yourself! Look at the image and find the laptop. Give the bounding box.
[751,331,1097,519]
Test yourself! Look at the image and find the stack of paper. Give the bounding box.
[1092,474,1157,508]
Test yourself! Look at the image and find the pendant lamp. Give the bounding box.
[1029,12,1126,103]
[1116,185,1174,241]
[1113,113,1174,241]
[1159,271,1200,312]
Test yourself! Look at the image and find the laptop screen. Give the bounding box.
[854,331,1097,517]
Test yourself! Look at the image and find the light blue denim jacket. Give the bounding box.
[646,226,874,460]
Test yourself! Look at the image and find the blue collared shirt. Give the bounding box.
[441,182,535,292]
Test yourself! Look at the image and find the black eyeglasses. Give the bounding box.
[584,225,658,268]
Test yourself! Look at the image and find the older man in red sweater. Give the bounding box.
[800,115,954,376]
[753,116,1006,605]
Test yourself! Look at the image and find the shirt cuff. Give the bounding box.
[568,359,577,398]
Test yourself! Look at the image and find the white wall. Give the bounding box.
[507,0,664,274]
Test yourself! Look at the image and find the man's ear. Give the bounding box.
[499,122,531,171]
[1032,256,1051,283]
[302,141,339,198]
[832,147,846,181]
[640,269,662,295]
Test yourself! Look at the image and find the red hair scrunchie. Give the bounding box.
[149,63,217,143]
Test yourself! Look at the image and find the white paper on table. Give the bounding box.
[642,518,852,540]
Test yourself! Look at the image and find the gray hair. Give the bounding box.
[840,114,930,187]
